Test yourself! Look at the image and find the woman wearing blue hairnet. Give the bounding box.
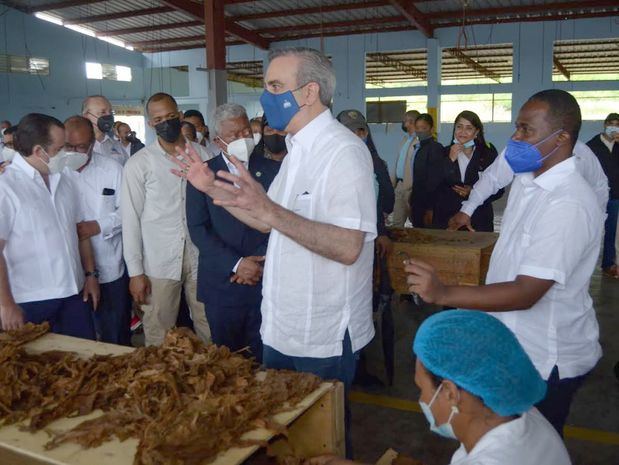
[306,310,571,465]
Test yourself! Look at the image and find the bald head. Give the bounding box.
[64,115,95,153]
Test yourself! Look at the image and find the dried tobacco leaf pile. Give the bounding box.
[0,323,322,465]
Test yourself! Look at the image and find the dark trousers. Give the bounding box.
[93,274,131,346]
[602,199,619,268]
[20,293,96,340]
[206,299,263,362]
[535,365,589,437]
[263,332,358,458]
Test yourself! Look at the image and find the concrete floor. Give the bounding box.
[350,198,619,464]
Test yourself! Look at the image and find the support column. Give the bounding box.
[426,38,441,135]
[204,0,227,119]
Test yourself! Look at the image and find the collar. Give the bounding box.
[530,156,577,191]
[11,153,38,179]
[287,109,333,152]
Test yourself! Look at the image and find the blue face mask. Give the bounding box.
[504,129,562,174]
[453,138,475,149]
[419,384,459,440]
[605,126,619,137]
[259,84,307,131]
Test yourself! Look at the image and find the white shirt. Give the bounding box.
[450,408,571,465]
[261,110,377,358]
[600,133,615,152]
[94,134,129,166]
[460,140,609,216]
[0,154,85,303]
[64,154,124,284]
[120,141,132,158]
[486,158,603,379]
[456,150,473,183]
[121,140,212,280]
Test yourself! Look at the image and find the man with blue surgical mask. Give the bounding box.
[405,90,605,437]
[586,113,619,278]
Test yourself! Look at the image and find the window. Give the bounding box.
[0,54,50,76]
[568,90,619,121]
[441,44,513,85]
[86,62,132,82]
[366,50,428,89]
[440,93,512,123]
[553,39,619,82]
[365,96,428,123]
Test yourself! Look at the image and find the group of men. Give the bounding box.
[0,46,615,454]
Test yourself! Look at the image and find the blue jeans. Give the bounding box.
[263,332,359,458]
[93,274,132,346]
[206,299,263,362]
[535,366,588,437]
[602,199,619,268]
[20,293,96,340]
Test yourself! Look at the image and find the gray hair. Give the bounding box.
[268,47,336,107]
[212,103,248,136]
[81,95,111,115]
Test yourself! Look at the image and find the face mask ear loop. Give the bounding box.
[428,383,443,408]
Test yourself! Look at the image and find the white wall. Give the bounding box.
[0,7,146,125]
[144,16,619,172]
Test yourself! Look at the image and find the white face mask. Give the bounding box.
[253,132,262,145]
[219,136,255,164]
[40,148,69,174]
[2,146,17,162]
[196,131,204,143]
[64,151,90,171]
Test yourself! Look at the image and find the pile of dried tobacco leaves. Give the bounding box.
[0,323,322,465]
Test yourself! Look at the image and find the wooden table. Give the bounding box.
[0,334,345,465]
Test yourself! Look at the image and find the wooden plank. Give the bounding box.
[387,228,498,294]
[0,334,340,465]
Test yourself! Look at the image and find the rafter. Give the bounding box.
[553,56,571,80]
[29,0,105,12]
[435,9,618,28]
[63,7,174,25]
[232,1,388,22]
[367,53,427,80]
[444,48,501,82]
[258,16,405,34]
[388,0,433,38]
[273,25,412,43]
[161,0,269,49]
[97,21,202,37]
[131,35,204,47]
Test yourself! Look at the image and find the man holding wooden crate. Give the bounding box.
[405,89,604,438]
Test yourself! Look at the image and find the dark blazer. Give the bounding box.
[372,153,395,236]
[186,151,281,306]
[587,134,619,200]
[409,137,445,227]
[432,142,502,232]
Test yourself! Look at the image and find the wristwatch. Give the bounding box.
[85,270,100,278]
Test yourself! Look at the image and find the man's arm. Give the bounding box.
[78,237,100,310]
[121,160,146,277]
[0,240,25,330]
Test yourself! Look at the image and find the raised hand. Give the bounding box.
[168,143,216,194]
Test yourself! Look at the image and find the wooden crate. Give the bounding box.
[387,228,498,295]
[0,334,345,465]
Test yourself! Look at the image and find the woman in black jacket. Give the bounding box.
[432,110,503,232]
[408,113,445,228]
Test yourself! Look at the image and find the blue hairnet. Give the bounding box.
[413,310,546,417]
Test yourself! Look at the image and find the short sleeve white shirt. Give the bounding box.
[0,154,85,303]
[449,408,571,465]
[94,135,129,166]
[65,154,124,284]
[486,157,604,379]
[261,110,377,358]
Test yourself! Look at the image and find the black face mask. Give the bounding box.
[97,114,115,133]
[126,132,138,143]
[155,117,182,143]
[401,122,408,133]
[263,134,287,155]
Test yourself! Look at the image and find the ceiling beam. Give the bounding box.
[553,56,571,80]
[29,0,105,13]
[429,0,618,20]
[141,44,206,54]
[232,1,388,22]
[444,48,501,82]
[131,35,205,47]
[63,7,174,25]
[273,25,413,43]
[434,9,618,28]
[367,53,427,80]
[97,21,202,37]
[258,16,405,34]
[388,0,433,38]
[161,0,269,49]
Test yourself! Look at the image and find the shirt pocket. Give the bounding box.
[99,192,116,217]
[293,192,312,219]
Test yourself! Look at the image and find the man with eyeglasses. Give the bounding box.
[82,95,127,166]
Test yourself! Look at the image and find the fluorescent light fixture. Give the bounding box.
[34,12,63,26]
[99,36,126,48]
[65,24,96,37]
